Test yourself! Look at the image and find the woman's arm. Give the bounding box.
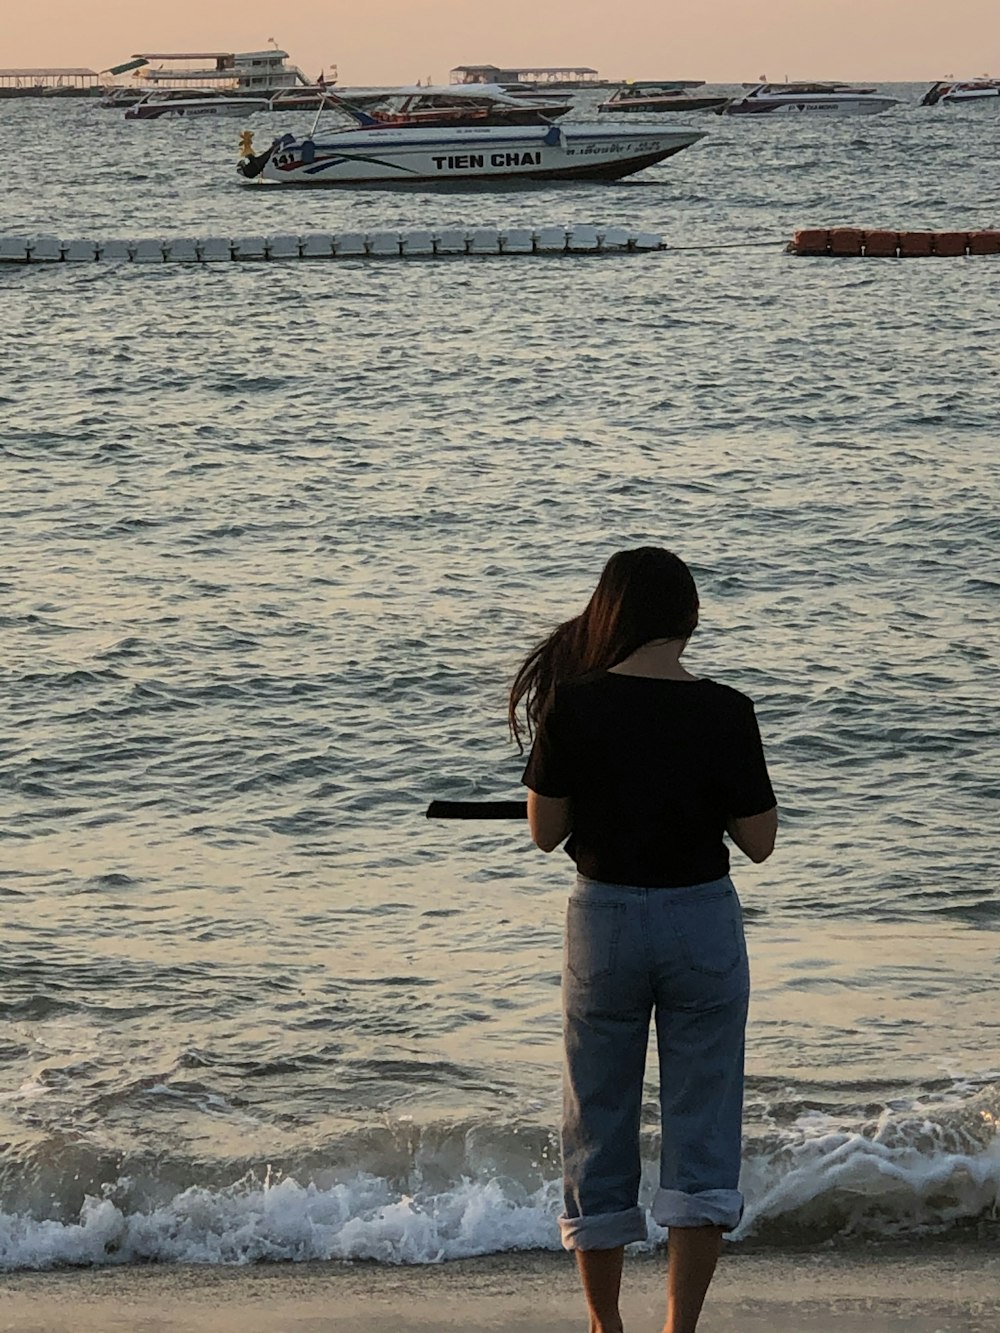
[727,806,778,863]
[527,791,572,852]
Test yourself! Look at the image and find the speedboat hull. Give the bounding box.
[725,86,897,116]
[922,79,1000,106]
[599,95,730,113]
[944,89,1000,103]
[239,123,705,186]
[127,96,270,119]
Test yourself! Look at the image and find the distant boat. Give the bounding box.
[237,121,705,187]
[268,88,345,112]
[101,85,146,108]
[724,82,898,115]
[125,88,270,119]
[449,64,609,90]
[599,82,729,114]
[102,46,319,106]
[336,84,572,128]
[921,78,1000,106]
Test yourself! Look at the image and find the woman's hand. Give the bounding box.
[527,791,572,852]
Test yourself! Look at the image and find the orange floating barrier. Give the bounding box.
[829,227,864,256]
[931,232,968,257]
[862,230,899,257]
[896,232,936,257]
[793,227,1000,256]
[791,228,830,255]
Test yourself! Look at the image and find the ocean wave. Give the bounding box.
[1,1091,997,1270]
[735,1092,1000,1242]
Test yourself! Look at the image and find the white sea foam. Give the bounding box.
[735,1108,1000,1240]
[0,1174,564,1270]
[1,1105,998,1270]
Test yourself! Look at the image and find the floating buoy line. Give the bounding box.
[0,226,666,264]
[2,228,997,266]
[790,228,1000,257]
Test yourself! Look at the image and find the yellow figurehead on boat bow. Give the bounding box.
[239,130,254,158]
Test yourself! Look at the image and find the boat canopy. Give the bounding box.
[131,52,237,62]
[386,83,539,102]
[104,57,149,76]
[619,79,705,89]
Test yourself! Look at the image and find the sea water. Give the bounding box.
[1,87,998,1268]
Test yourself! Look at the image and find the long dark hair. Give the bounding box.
[508,546,699,751]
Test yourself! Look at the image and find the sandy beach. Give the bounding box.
[2,1243,997,1332]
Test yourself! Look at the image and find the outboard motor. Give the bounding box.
[238,142,277,179]
[237,130,294,180]
[921,82,946,107]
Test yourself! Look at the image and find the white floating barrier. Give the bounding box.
[332,232,365,256]
[501,227,534,254]
[300,232,334,258]
[400,229,434,256]
[468,227,502,254]
[367,230,401,256]
[232,235,267,261]
[0,236,30,262]
[29,235,62,262]
[535,225,568,253]
[98,239,133,261]
[199,237,233,262]
[164,237,200,263]
[267,234,301,260]
[434,228,468,255]
[568,224,600,253]
[632,231,663,251]
[1,226,666,266]
[132,238,166,263]
[63,239,99,262]
[599,226,632,251]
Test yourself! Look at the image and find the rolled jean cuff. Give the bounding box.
[652,1187,743,1231]
[559,1206,647,1251]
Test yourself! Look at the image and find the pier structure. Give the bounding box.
[0,68,101,98]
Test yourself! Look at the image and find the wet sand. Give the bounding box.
[1,1243,998,1332]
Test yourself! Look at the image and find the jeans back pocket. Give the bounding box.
[672,890,745,978]
[565,899,625,985]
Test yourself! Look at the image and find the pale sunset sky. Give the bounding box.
[6,0,997,83]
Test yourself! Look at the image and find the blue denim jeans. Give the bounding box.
[560,874,749,1251]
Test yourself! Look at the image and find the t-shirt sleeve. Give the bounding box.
[724,700,776,818]
[521,694,572,798]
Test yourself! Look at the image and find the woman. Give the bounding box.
[509,547,777,1333]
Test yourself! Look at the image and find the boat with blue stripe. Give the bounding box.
[237,119,705,187]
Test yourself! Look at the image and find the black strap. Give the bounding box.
[426,799,527,820]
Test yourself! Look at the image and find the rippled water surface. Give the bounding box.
[1,88,999,1268]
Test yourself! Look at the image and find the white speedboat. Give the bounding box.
[101,86,146,108]
[724,82,898,115]
[599,82,729,113]
[350,84,572,127]
[125,88,270,119]
[922,79,1000,106]
[237,121,704,186]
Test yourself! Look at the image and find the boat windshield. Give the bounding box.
[613,85,685,98]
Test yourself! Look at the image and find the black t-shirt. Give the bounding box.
[521,672,775,888]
